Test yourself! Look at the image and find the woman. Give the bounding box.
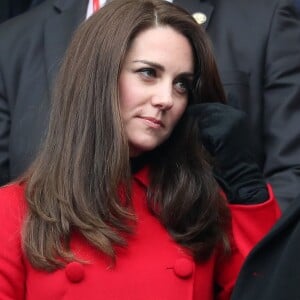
[0,0,280,299]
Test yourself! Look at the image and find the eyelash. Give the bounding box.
[137,68,156,78]
[136,67,191,94]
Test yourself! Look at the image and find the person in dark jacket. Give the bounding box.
[232,196,300,300]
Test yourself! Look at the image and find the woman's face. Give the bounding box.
[119,26,194,156]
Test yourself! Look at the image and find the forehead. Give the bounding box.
[125,26,194,72]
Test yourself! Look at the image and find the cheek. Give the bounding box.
[119,77,143,114]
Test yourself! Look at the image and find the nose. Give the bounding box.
[151,83,174,110]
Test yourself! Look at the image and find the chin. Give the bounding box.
[130,141,162,156]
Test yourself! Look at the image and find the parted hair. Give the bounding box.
[22,0,230,271]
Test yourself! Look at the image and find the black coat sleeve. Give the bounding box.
[262,0,300,210]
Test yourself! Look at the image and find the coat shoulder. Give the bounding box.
[0,182,27,220]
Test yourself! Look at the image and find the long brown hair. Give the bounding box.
[22,0,229,271]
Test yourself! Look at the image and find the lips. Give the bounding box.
[140,116,164,128]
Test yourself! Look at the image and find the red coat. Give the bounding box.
[0,167,280,300]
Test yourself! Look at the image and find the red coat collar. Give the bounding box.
[132,165,149,188]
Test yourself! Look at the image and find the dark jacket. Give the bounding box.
[1,0,300,210]
[232,197,300,300]
[0,0,87,184]
[0,0,32,23]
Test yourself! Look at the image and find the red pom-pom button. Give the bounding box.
[173,257,194,279]
[65,262,85,283]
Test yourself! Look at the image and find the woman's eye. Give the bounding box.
[138,68,156,78]
[175,80,190,94]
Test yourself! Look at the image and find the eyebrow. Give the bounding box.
[132,59,194,77]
